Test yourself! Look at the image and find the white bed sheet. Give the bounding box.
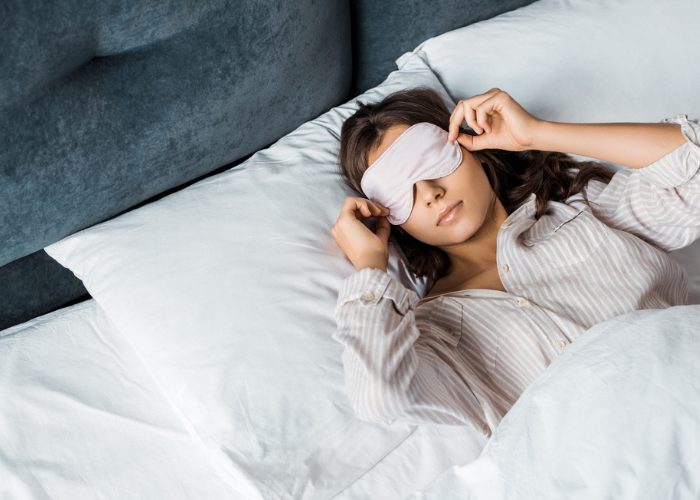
[0,299,260,499]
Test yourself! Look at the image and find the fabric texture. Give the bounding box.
[333,113,700,436]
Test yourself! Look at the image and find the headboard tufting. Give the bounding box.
[1,0,352,268]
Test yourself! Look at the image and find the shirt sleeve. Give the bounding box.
[332,267,492,436]
[585,113,700,252]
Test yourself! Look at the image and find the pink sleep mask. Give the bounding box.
[360,122,463,225]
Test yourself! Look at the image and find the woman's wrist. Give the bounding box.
[354,251,388,273]
[355,262,387,273]
[530,119,555,151]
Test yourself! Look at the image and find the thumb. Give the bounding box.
[456,132,485,151]
[375,215,391,245]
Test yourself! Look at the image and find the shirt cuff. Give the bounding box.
[638,113,700,188]
[334,267,420,316]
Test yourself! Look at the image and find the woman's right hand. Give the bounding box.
[332,197,391,272]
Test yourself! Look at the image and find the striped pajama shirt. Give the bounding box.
[333,113,700,437]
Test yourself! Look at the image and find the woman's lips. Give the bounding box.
[438,201,462,226]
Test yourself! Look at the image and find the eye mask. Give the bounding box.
[360,122,463,225]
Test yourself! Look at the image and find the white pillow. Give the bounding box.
[0,300,257,499]
[396,0,700,303]
[44,53,489,499]
[403,0,700,127]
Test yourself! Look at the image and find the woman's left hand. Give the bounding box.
[448,88,544,152]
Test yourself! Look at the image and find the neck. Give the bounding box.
[441,193,508,280]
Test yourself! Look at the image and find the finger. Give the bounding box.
[364,205,385,220]
[455,131,485,152]
[455,132,473,150]
[449,100,462,130]
[450,102,479,140]
[474,103,492,134]
[460,99,486,136]
[341,198,380,218]
[448,102,466,142]
[467,91,500,131]
[341,197,359,214]
[368,200,390,215]
[375,215,391,244]
[450,99,477,141]
[462,101,486,136]
[449,90,500,140]
[363,200,390,219]
[358,202,373,218]
[475,94,500,134]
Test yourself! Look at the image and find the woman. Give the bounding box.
[331,87,699,436]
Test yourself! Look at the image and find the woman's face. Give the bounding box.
[366,124,497,247]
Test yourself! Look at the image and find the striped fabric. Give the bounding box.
[333,114,700,437]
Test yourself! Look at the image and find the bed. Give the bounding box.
[2,0,699,498]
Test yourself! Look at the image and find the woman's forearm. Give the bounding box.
[531,119,687,169]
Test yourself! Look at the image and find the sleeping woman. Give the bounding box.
[330,87,699,437]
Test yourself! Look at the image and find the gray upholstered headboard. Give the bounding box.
[0,0,537,330]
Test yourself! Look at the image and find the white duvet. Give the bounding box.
[408,304,700,499]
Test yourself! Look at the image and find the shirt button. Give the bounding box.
[516,297,529,307]
[556,339,567,351]
[361,291,375,301]
[501,264,510,273]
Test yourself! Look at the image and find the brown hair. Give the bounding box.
[337,87,615,284]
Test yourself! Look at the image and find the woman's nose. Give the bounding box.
[415,180,441,203]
